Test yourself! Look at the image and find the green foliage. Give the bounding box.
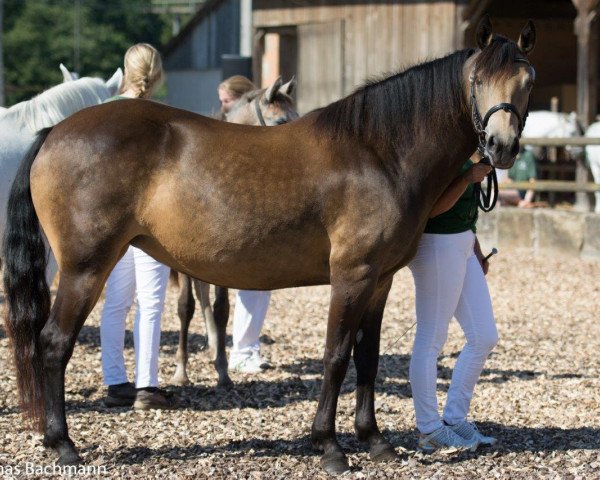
[3,0,174,105]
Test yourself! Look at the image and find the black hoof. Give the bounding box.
[57,450,83,466]
[370,442,399,462]
[321,451,350,475]
[217,376,234,390]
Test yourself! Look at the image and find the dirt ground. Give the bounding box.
[0,249,599,479]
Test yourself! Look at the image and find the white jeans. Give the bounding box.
[230,290,271,360]
[408,230,498,434]
[100,246,169,388]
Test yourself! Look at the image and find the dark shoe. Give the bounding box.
[133,388,177,410]
[104,382,136,407]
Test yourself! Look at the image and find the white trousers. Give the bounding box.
[231,290,271,359]
[408,230,498,434]
[100,246,170,388]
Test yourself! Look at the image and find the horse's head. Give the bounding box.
[467,16,536,169]
[226,76,299,126]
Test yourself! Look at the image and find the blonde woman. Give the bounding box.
[217,75,256,118]
[100,43,175,410]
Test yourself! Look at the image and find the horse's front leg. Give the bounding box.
[195,281,232,388]
[41,271,106,464]
[311,268,377,475]
[171,272,194,385]
[353,276,399,463]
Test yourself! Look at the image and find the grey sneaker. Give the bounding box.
[446,420,497,446]
[133,388,177,410]
[230,351,271,374]
[104,382,136,407]
[417,425,479,453]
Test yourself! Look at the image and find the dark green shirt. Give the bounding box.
[424,160,478,234]
[508,150,537,182]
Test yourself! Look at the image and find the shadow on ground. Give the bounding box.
[105,423,600,467]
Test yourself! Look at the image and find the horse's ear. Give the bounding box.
[476,14,494,50]
[280,76,297,97]
[106,68,123,95]
[517,20,536,55]
[265,76,283,103]
[60,64,75,82]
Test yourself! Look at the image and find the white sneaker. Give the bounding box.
[417,425,479,453]
[446,420,497,446]
[229,351,271,374]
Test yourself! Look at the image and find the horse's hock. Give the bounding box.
[478,208,600,260]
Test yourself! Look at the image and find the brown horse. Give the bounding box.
[172,76,298,388]
[3,17,535,474]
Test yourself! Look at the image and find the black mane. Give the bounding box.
[314,36,524,160]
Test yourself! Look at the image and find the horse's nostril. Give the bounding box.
[487,135,496,149]
[510,139,519,156]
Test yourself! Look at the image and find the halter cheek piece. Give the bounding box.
[470,57,533,212]
[254,97,267,126]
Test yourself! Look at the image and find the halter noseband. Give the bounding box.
[469,57,533,212]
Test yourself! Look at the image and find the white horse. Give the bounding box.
[585,120,600,212]
[522,110,584,159]
[0,67,123,281]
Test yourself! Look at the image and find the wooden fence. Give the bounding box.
[502,137,600,194]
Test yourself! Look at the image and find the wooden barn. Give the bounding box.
[162,0,251,115]
[252,0,599,127]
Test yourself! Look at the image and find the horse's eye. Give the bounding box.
[476,78,483,86]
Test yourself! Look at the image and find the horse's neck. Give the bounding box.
[10,80,109,132]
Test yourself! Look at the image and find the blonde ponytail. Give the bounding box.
[122,43,163,99]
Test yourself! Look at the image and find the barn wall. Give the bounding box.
[164,0,240,113]
[166,69,222,116]
[253,1,459,113]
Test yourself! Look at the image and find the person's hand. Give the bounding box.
[518,199,533,208]
[463,163,492,184]
[476,251,490,275]
[474,237,489,275]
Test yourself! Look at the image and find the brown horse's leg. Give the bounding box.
[172,273,194,385]
[353,277,399,463]
[40,270,108,464]
[195,281,232,388]
[311,272,377,475]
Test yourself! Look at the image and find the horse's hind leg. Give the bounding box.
[171,273,194,385]
[41,269,108,464]
[353,277,399,463]
[195,281,232,388]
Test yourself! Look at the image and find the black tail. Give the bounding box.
[2,127,53,431]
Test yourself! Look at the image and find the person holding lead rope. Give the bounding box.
[408,153,499,452]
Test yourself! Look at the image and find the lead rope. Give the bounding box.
[474,151,499,212]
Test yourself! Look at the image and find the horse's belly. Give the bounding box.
[135,220,332,290]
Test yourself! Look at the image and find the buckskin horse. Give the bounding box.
[3,17,535,474]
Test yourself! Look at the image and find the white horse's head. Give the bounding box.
[522,110,584,159]
[2,68,123,133]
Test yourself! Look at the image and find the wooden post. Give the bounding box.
[549,96,560,163]
[572,0,599,211]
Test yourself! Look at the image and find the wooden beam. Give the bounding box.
[521,137,600,146]
[572,0,599,210]
[499,180,600,192]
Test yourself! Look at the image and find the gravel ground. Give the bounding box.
[0,249,599,479]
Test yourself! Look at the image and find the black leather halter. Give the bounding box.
[470,57,532,212]
[254,97,267,126]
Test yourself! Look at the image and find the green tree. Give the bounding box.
[3,0,172,105]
